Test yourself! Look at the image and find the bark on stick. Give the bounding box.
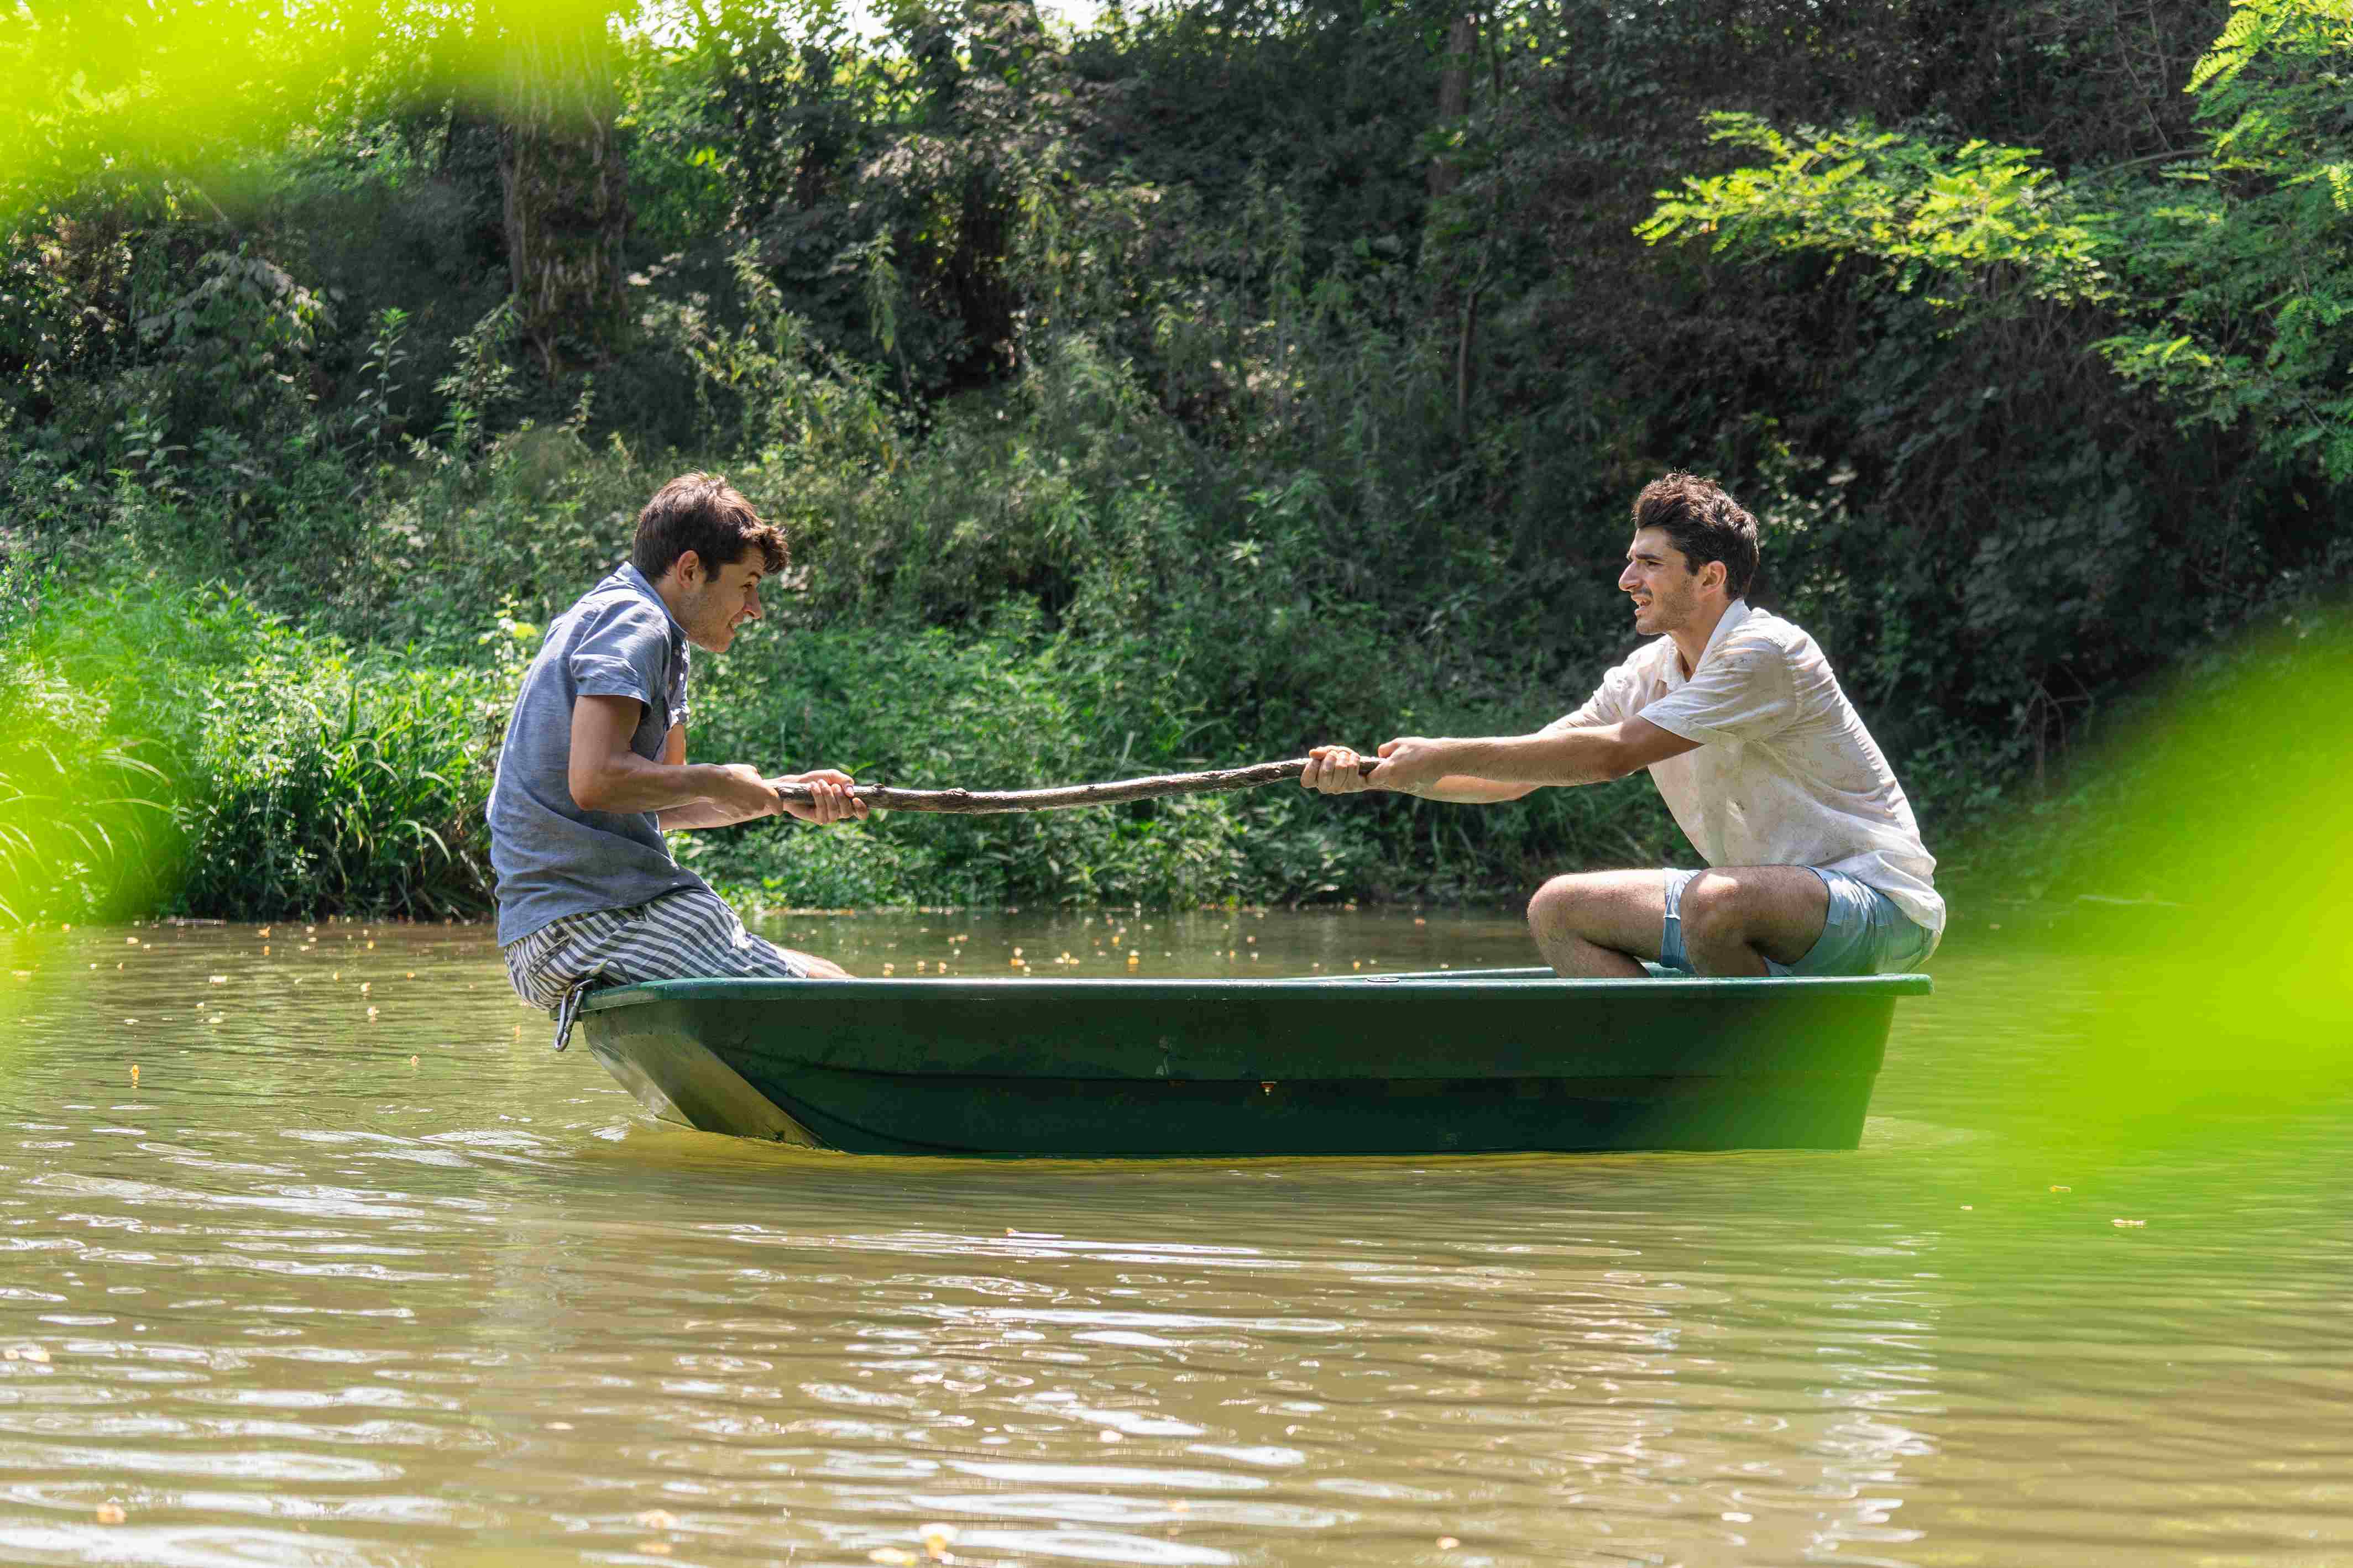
[772,756,1380,815]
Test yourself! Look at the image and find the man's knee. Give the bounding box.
[1677,871,1749,948]
[1680,868,1828,959]
[1526,874,1599,937]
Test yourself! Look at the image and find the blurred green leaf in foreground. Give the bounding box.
[2043,604,2353,1133]
[3,1,639,220]
[0,559,182,924]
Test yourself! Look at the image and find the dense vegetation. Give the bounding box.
[1,0,2346,921]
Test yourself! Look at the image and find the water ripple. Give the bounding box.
[0,921,2344,1566]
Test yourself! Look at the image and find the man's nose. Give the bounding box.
[1618,565,1640,590]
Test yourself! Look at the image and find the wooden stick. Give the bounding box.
[771,756,1379,815]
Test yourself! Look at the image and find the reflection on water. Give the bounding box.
[0,911,2346,1566]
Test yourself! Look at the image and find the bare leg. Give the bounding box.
[1526,870,1670,978]
[1675,867,1829,977]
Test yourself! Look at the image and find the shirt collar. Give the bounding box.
[1700,599,1751,665]
[1662,599,1750,685]
[617,562,688,647]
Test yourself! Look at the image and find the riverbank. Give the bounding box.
[3,565,2342,928]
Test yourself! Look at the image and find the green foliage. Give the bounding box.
[25,579,507,921]
[426,300,524,458]
[175,659,502,921]
[1,1,624,224]
[1640,0,2353,479]
[2097,0,2353,479]
[649,248,904,471]
[1973,600,2353,1134]
[1639,117,2111,310]
[0,563,180,924]
[1,0,2347,926]
[138,248,334,419]
[617,44,734,252]
[689,616,1254,909]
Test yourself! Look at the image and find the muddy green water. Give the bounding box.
[0,910,2346,1567]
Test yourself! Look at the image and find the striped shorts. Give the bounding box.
[501,885,804,1014]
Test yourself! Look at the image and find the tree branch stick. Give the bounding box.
[772,756,1379,815]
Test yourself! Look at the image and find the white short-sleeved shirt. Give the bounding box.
[1547,601,1944,941]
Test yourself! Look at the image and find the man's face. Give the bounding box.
[675,551,766,653]
[1618,527,1716,637]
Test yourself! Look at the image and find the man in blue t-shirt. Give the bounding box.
[489,473,866,1021]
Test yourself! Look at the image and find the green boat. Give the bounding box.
[572,967,1931,1157]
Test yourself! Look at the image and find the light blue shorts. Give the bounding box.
[1659,867,1934,977]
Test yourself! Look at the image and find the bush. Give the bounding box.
[0,565,180,924]
[25,577,509,921]
[175,659,504,920]
[688,612,1254,908]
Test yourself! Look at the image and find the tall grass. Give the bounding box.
[0,562,176,923]
[0,664,178,925]
[176,665,503,920]
[19,579,509,922]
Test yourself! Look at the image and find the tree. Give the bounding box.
[492,1,632,375]
[1427,9,1477,200]
[1638,0,2353,481]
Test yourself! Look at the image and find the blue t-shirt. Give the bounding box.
[488,564,710,945]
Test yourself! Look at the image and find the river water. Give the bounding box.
[1,908,2346,1567]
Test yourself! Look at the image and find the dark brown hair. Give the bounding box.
[631,473,788,583]
[1632,472,1759,600]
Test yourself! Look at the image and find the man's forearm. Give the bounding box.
[1419,775,1540,803]
[656,796,770,831]
[1434,730,1632,788]
[575,754,756,817]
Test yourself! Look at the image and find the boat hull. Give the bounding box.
[574,969,1930,1157]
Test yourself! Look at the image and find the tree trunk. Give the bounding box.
[1428,11,1479,200]
[496,8,630,376]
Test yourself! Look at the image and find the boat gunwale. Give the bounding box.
[579,968,1934,1013]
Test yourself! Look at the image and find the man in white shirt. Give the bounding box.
[1301,472,1942,977]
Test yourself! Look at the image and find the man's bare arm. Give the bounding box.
[1301,745,1533,803]
[569,699,781,821]
[576,716,864,830]
[652,723,756,829]
[658,772,864,829]
[1364,719,1698,796]
[1419,774,1541,804]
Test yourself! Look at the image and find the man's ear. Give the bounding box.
[1698,558,1727,596]
[673,549,704,588]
